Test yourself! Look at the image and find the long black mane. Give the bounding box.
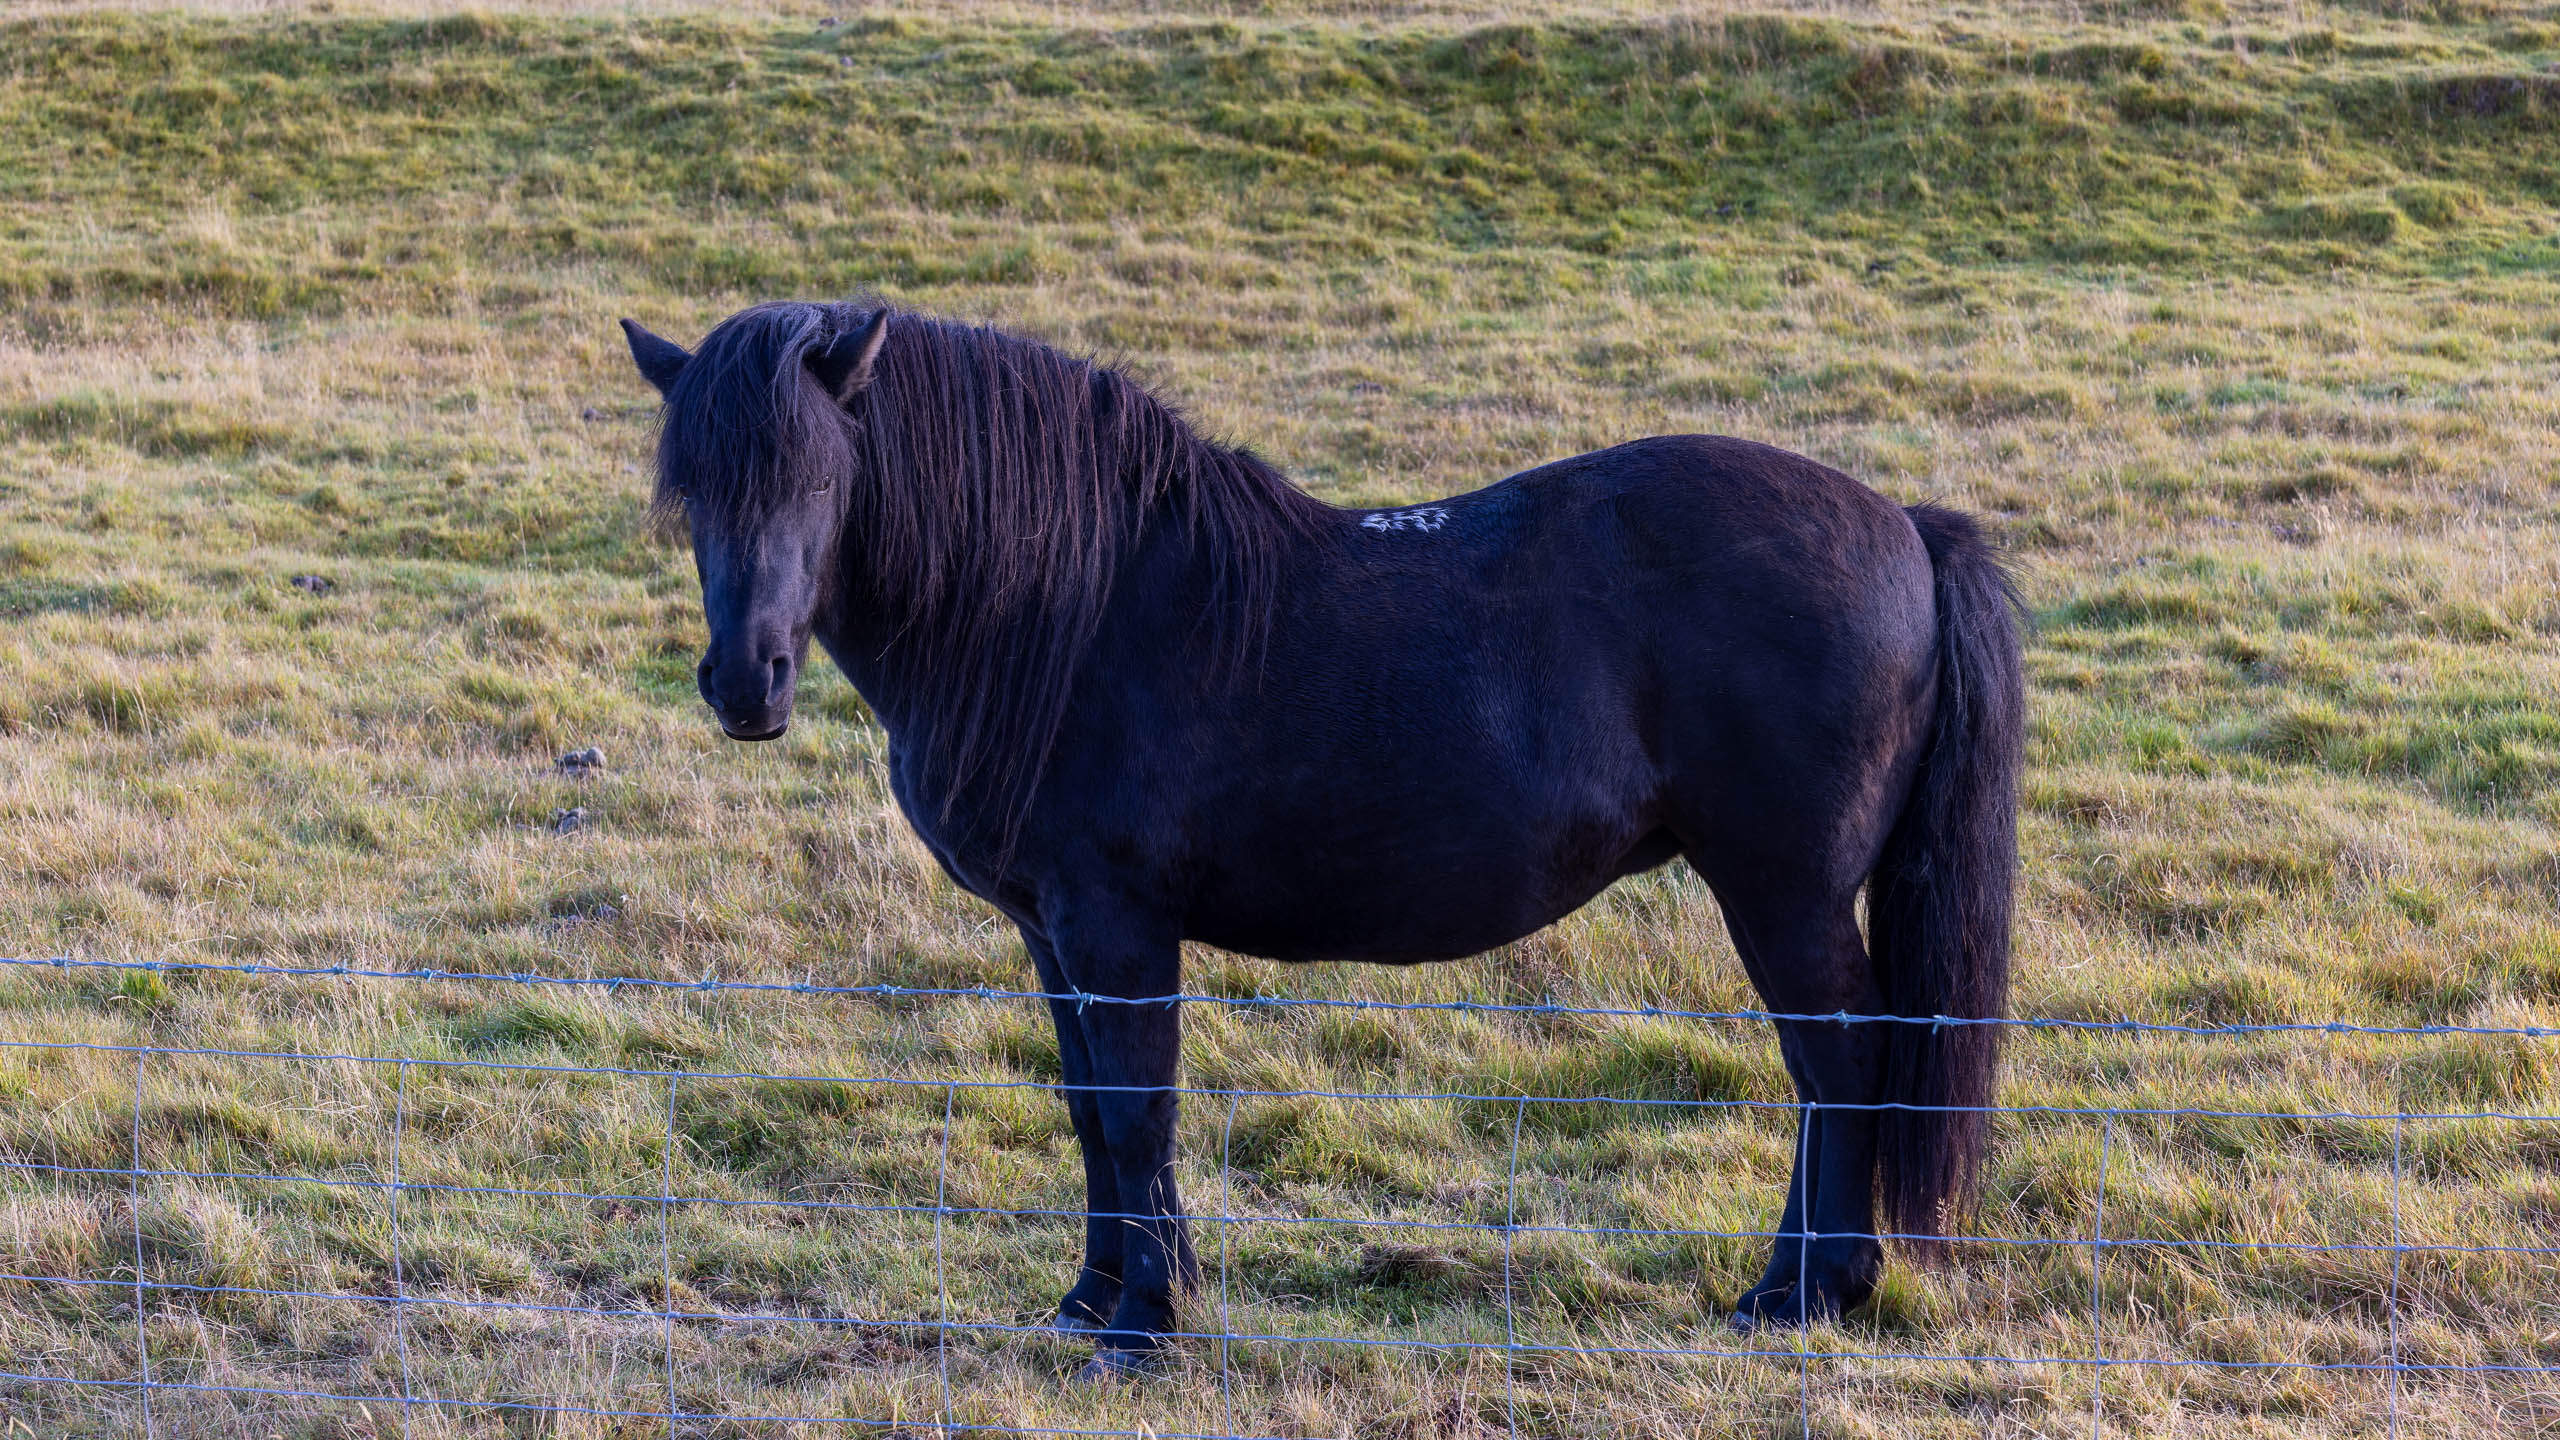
[651,301,1328,845]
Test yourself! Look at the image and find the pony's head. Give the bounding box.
[622,305,885,742]
[622,300,1320,859]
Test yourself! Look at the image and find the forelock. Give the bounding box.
[651,301,865,531]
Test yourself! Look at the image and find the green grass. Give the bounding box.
[1,0,2558,1435]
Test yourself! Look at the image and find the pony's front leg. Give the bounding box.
[1047,912,1195,1371]
[1024,930,1124,1332]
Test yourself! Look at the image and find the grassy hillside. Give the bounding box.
[0,2,2556,1435]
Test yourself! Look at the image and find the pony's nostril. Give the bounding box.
[766,656,793,704]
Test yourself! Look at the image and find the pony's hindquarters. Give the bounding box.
[1869,504,2025,1250]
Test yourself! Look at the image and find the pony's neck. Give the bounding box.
[814,446,1295,842]
[809,335,1331,865]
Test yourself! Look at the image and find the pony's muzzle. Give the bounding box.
[699,649,796,742]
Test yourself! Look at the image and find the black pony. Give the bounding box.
[621,301,2023,1370]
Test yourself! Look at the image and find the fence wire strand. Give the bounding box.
[1501,1094,1525,1440]
[2389,1110,2408,1438]
[662,1072,683,1429]
[390,1060,415,1440]
[128,1049,153,1440]
[2088,1113,2112,1440]
[936,1079,959,1436]
[6,952,2555,1039]
[1217,1089,1240,1440]
[5,954,2557,1438]
[1796,1099,1814,1439]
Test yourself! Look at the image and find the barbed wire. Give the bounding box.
[2,956,2553,1437]
[7,952,2557,1038]
[6,1031,2557,1123]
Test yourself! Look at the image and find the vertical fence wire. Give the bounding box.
[390,1061,415,1440]
[935,1080,957,1435]
[128,1049,153,1440]
[662,1072,682,1435]
[1218,1089,1239,1440]
[1502,1095,1526,1440]
[1796,1096,1816,1440]
[2089,1113,2113,1440]
[2389,1113,2407,1438]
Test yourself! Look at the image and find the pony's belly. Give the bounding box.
[1186,825,1681,965]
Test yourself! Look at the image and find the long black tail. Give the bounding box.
[1870,504,2024,1251]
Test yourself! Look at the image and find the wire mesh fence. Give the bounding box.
[1,952,2555,1437]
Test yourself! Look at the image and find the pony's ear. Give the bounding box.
[807,310,889,406]
[620,318,692,399]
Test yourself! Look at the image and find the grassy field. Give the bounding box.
[1,0,2558,1434]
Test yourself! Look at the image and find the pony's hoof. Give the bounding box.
[1052,1308,1105,1335]
[1075,1348,1159,1383]
[1732,1275,1861,1331]
[1729,1283,1803,1332]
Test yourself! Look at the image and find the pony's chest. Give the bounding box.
[877,751,1020,907]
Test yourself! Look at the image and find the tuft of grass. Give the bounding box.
[2267,195,2404,248]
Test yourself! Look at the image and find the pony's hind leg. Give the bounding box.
[1700,876,1889,1328]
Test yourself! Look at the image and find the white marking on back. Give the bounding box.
[1361,506,1452,534]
